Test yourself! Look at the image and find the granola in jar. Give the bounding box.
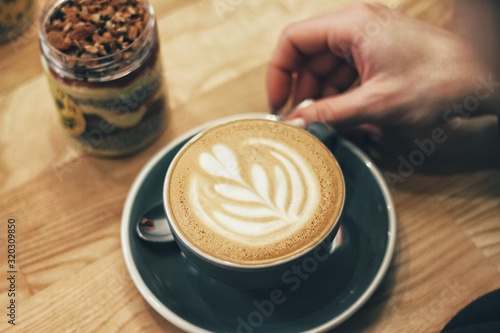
[39,0,167,157]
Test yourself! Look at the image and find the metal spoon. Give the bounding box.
[136,203,175,243]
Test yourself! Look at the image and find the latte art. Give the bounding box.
[166,119,344,266]
[191,139,319,245]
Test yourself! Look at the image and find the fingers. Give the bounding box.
[293,52,356,103]
[285,86,375,129]
[293,70,321,106]
[267,3,387,110]
[322,63,359,95]
[267,65,294,110]
[266,12,353,109]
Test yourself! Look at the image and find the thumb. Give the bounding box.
[285,86,376,129]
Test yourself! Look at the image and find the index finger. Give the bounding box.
[266,4,382,109]
[267,17,332,110]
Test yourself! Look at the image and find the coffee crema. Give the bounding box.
[166,119,344,266]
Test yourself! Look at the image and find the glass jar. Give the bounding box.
[39,0,167,157]
[0,0,35,44]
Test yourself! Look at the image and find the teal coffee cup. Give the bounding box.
[163,118,345,289]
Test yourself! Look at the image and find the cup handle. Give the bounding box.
[306,122,338,151]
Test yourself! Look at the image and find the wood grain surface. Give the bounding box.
[1,0,499,332]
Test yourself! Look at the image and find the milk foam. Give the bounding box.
[167,119,345,265]
[189,138,319,246]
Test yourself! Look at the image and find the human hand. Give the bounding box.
[266,3,489,132]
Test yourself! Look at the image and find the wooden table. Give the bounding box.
[1,0,499,332]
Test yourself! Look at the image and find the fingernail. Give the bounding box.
[294,99,315,111]
[285,117,306,128]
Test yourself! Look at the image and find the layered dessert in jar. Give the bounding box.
[0,0,35,44]
[39,0,167,157]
